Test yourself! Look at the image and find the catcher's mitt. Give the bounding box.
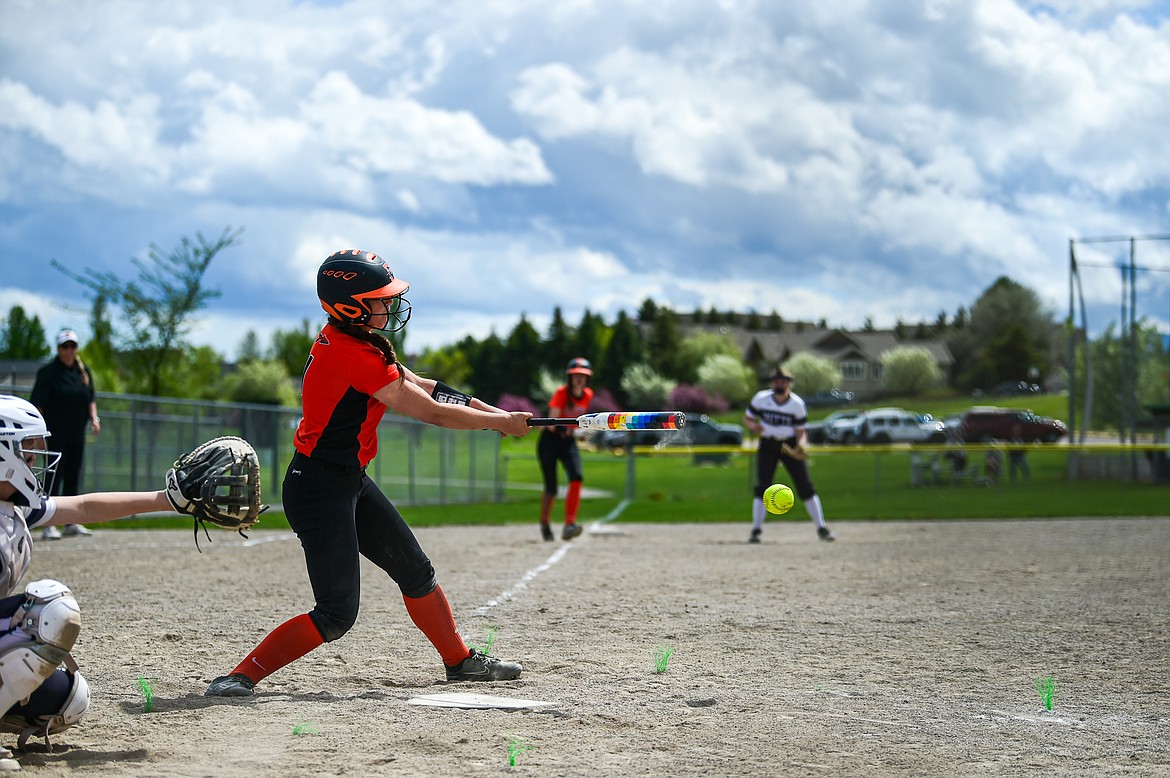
[166,436,268,544]
[781,441,810,461]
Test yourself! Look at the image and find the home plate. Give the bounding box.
[407,693,556,710]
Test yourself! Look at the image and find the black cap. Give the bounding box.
[770,366,793,380]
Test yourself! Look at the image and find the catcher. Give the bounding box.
[742,366,835,544]
[0,394,263,771]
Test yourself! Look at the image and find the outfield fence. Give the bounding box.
[15,390,504,507]
[585,437,1170,511]
[614,440,1170,484]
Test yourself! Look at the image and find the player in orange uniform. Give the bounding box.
[205,249,532,698]
[536,358,594,541]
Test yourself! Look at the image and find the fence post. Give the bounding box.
[625,434,636,500]
[130,398,139,491]
[271,408,282,499]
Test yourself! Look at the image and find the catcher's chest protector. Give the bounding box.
[0,502,33,598]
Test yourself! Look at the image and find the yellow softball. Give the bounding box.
[763,483,794,515]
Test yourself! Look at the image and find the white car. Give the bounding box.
[827,407,946,445]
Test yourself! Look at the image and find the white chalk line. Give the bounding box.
[473,499,630,616]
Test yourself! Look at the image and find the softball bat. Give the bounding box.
[526,411,686,431]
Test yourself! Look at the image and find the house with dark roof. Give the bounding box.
[675,319,953,399]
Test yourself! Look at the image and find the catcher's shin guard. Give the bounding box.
[0,580,81,721]
[1,669,90,748]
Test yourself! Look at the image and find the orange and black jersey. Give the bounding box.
[293,323,401,469]
[547,385,593,418]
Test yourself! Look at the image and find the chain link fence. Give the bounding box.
[16,390,504,509]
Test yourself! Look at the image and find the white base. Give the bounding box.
[407,692,556,709]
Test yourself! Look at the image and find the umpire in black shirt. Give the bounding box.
[30,328,99,538]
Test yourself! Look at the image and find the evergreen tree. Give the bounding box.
[637,298,659,324]
[238,331,263,363]
[572,309,609,378]
[543,306,573,369]
[646,307,684,379]
[597,311,643,406]
[933,310,949,335]
[270,319,317,379]
[766,309,782,331]
[464,332,506,403]
[0,305,50,360]
[503,315,544,399]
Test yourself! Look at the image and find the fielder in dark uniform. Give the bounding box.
[536,357,594,542]
[743,366,834,544]
[30,329,99,539]
[205,249,532,698]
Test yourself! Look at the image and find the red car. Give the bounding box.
[958,407,1067,443]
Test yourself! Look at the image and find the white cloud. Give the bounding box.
[2,0,1170,361]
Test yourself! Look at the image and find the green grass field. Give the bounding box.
[110,391,1167,532]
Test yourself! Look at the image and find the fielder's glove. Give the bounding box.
[781,442,810,461]
[166,436,268,546]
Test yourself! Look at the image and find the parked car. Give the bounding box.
[806,410,862,444]
[957,407,1067,443]
[596,412,745,450]
[804,388,857,408]
[827,407,946,445]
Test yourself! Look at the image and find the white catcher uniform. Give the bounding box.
[0,395,90,758]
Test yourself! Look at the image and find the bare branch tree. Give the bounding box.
[52,227,244,396]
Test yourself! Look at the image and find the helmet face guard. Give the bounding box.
[318,250,411,331]
[0,395,61,509]
[359,291,412,333]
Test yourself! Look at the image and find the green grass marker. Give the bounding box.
[1035,675,1056,710]
[292,722,319,736]
[507,736,534,767]
[136,676,155,713]
[654,645,674,674]
[470,626,498,655]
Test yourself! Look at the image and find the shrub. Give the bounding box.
[620,363,673,409]
[589,388,621,413]
[495,393,541,415]
[668,384,729,414]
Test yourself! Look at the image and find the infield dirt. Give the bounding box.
[15,517,1170,776]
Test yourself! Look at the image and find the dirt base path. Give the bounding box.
[15,517,1170,776]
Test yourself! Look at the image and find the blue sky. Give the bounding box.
[2,0,1170,358]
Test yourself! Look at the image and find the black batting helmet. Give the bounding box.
[566,357,593,377]
[317,249,411,331]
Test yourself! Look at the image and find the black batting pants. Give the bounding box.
[282,453,437,643]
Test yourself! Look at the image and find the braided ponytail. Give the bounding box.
[328,317,402,378]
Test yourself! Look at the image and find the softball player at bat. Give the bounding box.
[743,366,835,544]
[205,249,531,698]
[536,358,594,541]
[0,395,194,770]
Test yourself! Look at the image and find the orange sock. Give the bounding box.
[403,585,469,666]
[231,613,324,683]
[565,481,582,524]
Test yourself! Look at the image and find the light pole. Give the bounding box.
[1068,234,1170,480]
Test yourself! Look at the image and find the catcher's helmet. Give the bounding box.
[317,249,411,331]
[566,357,593,377]
[0,394,60,509]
